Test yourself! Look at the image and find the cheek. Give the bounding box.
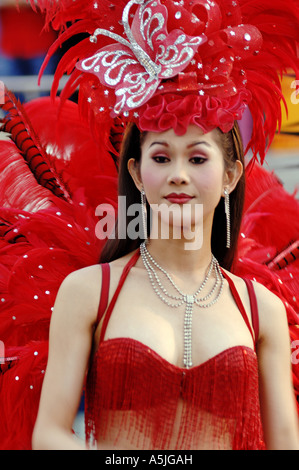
[140,165,164,197]
[142,169,159,186]
[195,166,224,195]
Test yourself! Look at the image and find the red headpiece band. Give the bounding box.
[33,0,299,163]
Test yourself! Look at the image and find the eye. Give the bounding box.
[152,155,170,163]
[190,156,207,164]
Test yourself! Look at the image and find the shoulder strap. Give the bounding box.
[99,249,140,343]
[221,270,256,344]
[95,263,111,326]
[243,278,259,343]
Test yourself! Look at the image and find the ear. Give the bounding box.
[222,159,243,195]
[127,158,143,192]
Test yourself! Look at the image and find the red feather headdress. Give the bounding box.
[30,0,299,163]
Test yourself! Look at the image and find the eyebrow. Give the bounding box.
[148,141,212,149]
[187,141,212,149]
[149,141,169,148]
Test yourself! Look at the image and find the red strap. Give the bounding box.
[97,253,259,346]
[243,278,259,343]
[99,250,140,343]
[96,263,111,326]
[221,270,256,345]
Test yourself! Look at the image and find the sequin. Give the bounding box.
[77,0,204,115]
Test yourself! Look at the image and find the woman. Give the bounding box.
[32,118,299,450]
[18,0,298,450]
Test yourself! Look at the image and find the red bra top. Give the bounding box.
[85,250,265,450]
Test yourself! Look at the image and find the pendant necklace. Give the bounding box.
[140,242,224,369]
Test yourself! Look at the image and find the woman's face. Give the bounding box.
[128,125,242,237]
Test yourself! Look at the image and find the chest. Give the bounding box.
[95,273,255,369]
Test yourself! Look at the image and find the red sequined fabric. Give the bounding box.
[85,255,265,450]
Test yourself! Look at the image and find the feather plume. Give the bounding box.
[1,89,71,203]
[30,0,299,163]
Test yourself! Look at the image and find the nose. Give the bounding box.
[167,161,190,185]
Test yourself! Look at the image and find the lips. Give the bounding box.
[165,193,194,204]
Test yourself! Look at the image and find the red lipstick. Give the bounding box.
[165,193,194,204]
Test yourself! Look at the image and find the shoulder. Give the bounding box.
[58,264,103,300]
[250,280,288,342]
[237,278,289,349]
[223,269,286,315]
[249,278,287,320]
[54,250,140,323]
[52,264,103,331]
[223,270,288,342]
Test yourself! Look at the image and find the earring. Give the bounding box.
[224,188,231,249]
[141,188,148,243]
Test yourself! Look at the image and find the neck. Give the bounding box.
[145,214,214,275]
[144,237,213,276]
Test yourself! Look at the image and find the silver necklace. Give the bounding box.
[140,242,224,369]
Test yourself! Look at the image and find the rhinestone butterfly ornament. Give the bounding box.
[77,0,206,116]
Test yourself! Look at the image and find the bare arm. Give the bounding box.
[32,266,101,450]
[256,283,299,450]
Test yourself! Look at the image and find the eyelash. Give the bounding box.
[152,155,207,164]
[190,156,207,164]
[152,155,169,163]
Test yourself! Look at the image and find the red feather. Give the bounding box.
[0,94,118,449]
[32,0,299,163]
[1,89,71,202]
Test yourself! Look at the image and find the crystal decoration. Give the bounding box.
[77,0,206,115]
